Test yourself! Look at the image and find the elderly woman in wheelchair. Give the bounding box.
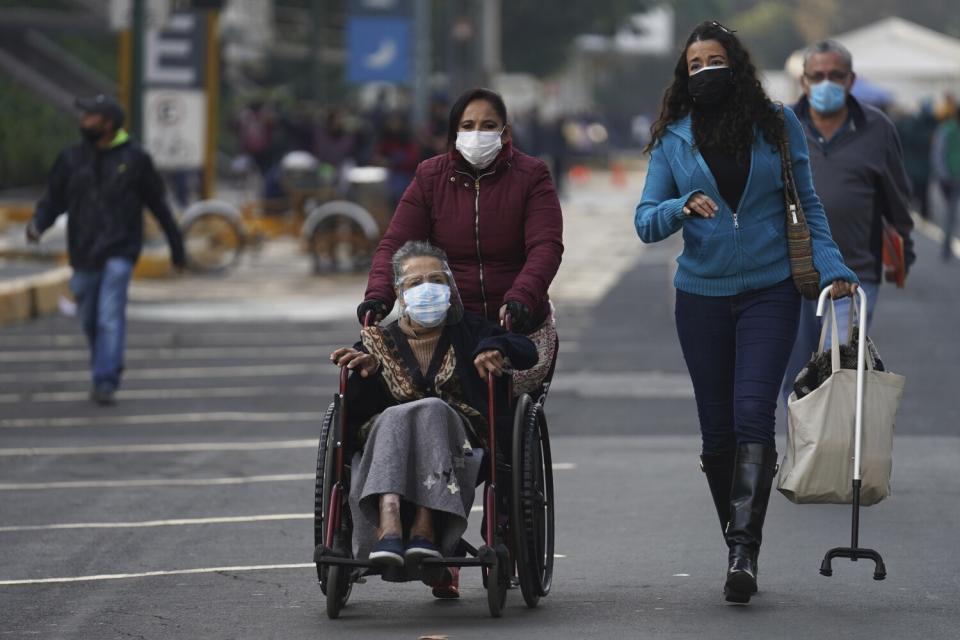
[329,240,537,580]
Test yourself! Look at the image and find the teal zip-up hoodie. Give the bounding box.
[634,105,856,297]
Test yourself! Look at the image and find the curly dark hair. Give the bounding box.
[646,21,781,160]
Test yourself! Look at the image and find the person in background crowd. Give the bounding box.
[896,100,938,220]
[420,95,450,161]
[26,95,185,406]
[372,111,426,212]
[314,107,358,182]
[781,39,916,409]
[232,99,276,176]
[932,105,960,261]
[635,21,858,605]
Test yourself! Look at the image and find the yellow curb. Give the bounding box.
[30,266,73,316]
[0,266,71,326]
[0,279,32,324]
[133,249,174,280]
[0,205,33,224]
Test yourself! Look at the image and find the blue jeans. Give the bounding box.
[69,257,134,390]
[780,280,879,410]
[675,279,801,455]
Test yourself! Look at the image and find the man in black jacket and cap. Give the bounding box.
[27,94,186,405]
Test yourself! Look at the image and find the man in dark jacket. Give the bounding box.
[781,40,915,408]
[27,95,186,405]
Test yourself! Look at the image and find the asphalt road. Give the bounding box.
[1,233,958,639]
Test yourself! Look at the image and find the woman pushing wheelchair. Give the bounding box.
[329,241,537,587]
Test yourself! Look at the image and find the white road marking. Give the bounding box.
[0,363,326,385]
[548,371,694,399]
[0,513,313,533]
[0,563,316,586]
[0,386,320,404]
[914,213,960,258]
[552,462,577,470]
[0,345,337,363]
[0,473,314,491]
[0,331,342,349]
[0,411,324,429]
[0,439,318,457]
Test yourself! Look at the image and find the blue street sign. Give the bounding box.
[346,16,413,84]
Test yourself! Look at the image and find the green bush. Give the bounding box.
[0,77,76,190]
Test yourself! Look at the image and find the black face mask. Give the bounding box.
[688,67,734,106]
[79,126,104,144]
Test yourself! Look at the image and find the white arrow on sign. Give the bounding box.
[366,39,398,69]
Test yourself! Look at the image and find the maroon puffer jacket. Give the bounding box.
[364,143,564,328]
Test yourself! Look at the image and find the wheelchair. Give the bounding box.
[313,321,557,619]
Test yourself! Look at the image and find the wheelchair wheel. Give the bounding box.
[182,211,245,273]
[314,400,337,594]
[512,395,556,608]
[485,544,510,618]
[307,214,376,274]
[325,554,353,619]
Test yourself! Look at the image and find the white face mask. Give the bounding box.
[455,128,504,170]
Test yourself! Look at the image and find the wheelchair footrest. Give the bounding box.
[315,546,370,568]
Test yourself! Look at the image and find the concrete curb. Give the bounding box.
[0,266,71,326]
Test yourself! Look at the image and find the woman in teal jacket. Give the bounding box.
[635,21,858,604]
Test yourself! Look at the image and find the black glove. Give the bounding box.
[504,300,532,333]
[356,299,391,325]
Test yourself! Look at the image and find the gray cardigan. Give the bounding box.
[793,96,916,283]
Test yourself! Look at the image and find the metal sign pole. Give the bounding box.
[203,8,220,199]
[130,0,145,138]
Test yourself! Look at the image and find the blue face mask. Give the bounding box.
[809,80,847,114]
[403,282,451,327]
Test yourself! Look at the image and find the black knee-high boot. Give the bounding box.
[724,443,778,604]
[700,451,735,535]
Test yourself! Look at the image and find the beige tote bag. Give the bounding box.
[778,299,905,505]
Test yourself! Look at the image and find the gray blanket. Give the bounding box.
[348,397,483,559]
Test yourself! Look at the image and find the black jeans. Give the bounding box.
[675,278,801,455]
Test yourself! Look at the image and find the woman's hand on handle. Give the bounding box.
[356,299,391,325]
[474,349,506,379]
[683,192,719,218]
[829,280,859,299]
[330,347,379,377]
[499,300,531,332]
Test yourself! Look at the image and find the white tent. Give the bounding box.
[783,17,960,109]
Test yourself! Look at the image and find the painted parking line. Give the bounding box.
[548,371,694,399]
[0,386,321,404]
[0,345,338,363]
[0,473,314,491]
[0,563,316,586]
[0,439,318,457]
[0,363,327,385]
[0,411,325,429]
[0,331,342,349]
[0,463,575,488]
[0,513,313,533]
[914,213,960,258]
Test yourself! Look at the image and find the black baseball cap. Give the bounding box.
[75,94,126,128]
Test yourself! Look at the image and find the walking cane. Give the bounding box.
[816,286,887,580]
